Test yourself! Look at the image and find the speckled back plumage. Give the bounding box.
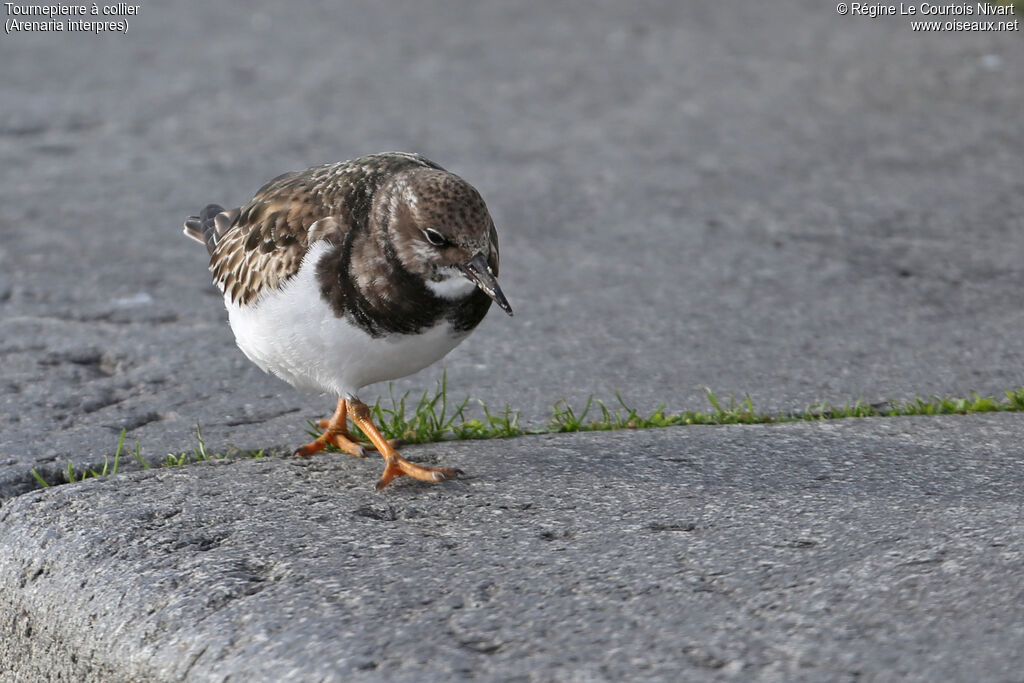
[199,153,444,306]
[184,152,501,339]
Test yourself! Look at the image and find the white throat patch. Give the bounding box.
[425,271,477,299]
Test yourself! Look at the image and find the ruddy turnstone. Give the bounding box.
[184,152,512,489]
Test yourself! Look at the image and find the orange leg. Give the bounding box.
[315,419,402,451]
[293,397,367,458]
[347,398,462,489]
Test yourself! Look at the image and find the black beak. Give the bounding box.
[459,252,513,316]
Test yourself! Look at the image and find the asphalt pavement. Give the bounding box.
[3,415,1024,681]
[1,0,1022,680]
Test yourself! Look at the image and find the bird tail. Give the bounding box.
[183,204,239,256]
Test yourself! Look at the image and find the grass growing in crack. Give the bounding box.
[363,372,476,443]
[29,382,1024,490]
[31,428,131,488]
[550,388,1024,433]
[312,372,527,449]
[32,425,266,488]
[549,390,770,432]
[160,425,267,467]
[319,375,1024,444]
[162,424,215,467]
[798,388,1024,421]
[451,402,525,440]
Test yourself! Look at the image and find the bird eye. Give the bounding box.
[423,228,448,247]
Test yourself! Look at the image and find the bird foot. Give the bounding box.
[376,455,463,490]
[293,429,367,458]
[298,397,461,489]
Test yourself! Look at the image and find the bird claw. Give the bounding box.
[375,456,462,489]
[304,398,465,488]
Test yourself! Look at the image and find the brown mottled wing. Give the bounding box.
[209,167,347,306]
[208,154,443,305]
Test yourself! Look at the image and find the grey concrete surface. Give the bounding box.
[2,415,1024,681]
[2,0,1023,680]
[2,0,1023,493]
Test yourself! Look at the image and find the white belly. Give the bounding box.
[225,242,469,397]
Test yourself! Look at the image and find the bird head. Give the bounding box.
[385,169,513,316]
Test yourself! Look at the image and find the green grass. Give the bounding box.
[311,372,529,448]
[30,425,266,488]
[547,387,1024,432]
[363,381,1024,438]
[31,429,131,488]
[29,380,1024,488]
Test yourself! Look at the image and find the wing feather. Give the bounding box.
[208,169,342,305]
[205,153,439,305]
